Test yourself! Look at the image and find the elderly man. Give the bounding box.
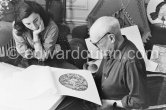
[90,16,148,110]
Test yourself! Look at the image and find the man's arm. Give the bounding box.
[101,59,147,109]
[121,59,148,109]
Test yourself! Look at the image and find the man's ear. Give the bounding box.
[109,34,115,43]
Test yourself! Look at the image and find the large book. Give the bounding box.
[0,63,101,110]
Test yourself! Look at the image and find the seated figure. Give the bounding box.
[90,16,148,110]
[12,1,74,67]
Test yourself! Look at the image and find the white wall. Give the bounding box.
[29,0,99,26]
[66,0,98,25]
[29,0,45,5]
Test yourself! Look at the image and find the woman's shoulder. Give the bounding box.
[44,19,59,36]
[47,19,58,30]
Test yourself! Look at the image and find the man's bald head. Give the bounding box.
[89,16,121,43]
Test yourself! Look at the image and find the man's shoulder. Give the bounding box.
[121,42,143,62]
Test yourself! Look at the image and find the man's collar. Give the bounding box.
[107,35,128,60]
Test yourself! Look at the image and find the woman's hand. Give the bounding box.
[34,51,45,61]
[33,21,44,36]
[33,22,44,43]
[25,49,34,59]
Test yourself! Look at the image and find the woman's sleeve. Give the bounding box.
[12,28,32,58]
[43,22,59,55]
[121,59,148,109]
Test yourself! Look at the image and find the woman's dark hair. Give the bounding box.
[150,0,166,20]
[14,1,51,36]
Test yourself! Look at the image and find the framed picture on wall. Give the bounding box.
[66,0,89,10]
[28,0,45,6]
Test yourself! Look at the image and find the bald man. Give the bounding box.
[90,16,148,110]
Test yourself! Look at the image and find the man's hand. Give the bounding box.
[97,99,123,110]
[97,100,114,110]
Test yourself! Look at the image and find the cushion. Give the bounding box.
[0,21,20,65]
[69,38,88,69]
[0,21,13,46]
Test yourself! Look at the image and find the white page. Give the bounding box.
[146,60,158,72]
[121,25,155,71]
[0,62,23,80]
[0,90,64,110]
[51,67,102,105]
[0,64,63,110]
[121,25,148,61]
[150,45,166,73]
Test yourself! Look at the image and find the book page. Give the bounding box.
[121,25,148,61]
[0,64,63,110]
[146,60,158,72]
[51,67,102,105]
[121,25,156,71]
[150,45,166,73]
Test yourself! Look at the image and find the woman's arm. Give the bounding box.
[12,28,34,59]
[31,21,59,61]
[42,21,59,59]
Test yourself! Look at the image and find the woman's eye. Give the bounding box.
[34,18,38,23]
[26,23,31,25]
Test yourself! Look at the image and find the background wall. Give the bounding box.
[29,0,45,6]
[31,0,98,26]
[66,0,98,25]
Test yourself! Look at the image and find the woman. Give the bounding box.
[12,1,73,67]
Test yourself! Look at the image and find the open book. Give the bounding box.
[0,63,101,110]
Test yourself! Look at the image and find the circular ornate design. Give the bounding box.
[59,73,88,91]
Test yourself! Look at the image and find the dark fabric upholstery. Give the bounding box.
[69,38,88,69]
[72,25,89,39]
[0,21,21,66]
[147,71,166,106]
